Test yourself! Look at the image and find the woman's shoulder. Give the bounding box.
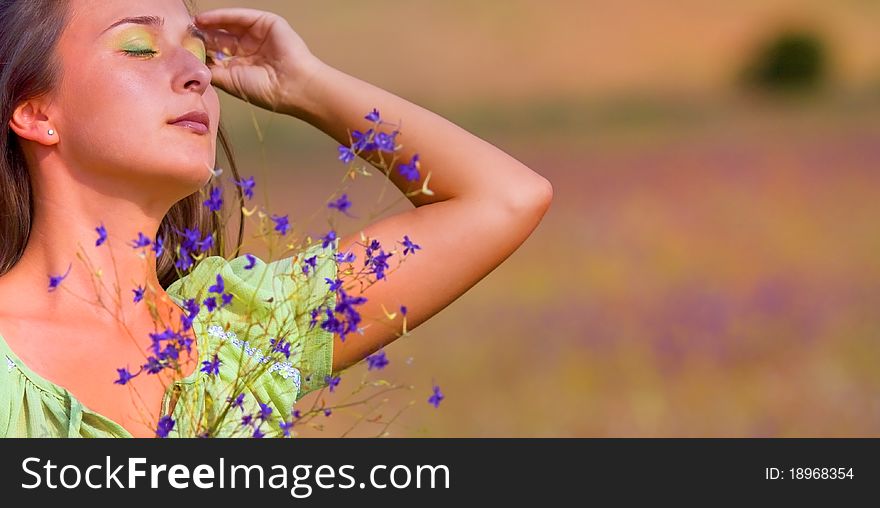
[166,238,339,312]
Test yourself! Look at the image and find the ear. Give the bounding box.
[8,99,59,146]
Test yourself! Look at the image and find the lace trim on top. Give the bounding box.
[205,325,302,394]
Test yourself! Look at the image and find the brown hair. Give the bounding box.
[0,0,244,289]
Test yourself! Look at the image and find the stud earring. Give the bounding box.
[47,129,55,136]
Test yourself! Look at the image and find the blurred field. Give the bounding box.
[195,1,880,436]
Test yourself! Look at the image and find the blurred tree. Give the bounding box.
[741,30,828,92]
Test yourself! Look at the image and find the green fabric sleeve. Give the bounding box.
[165,236,339,437]
[0,238,339,438]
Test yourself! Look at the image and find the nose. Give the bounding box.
[174,50,212,95]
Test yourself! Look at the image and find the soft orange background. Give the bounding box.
[196,0,880,436]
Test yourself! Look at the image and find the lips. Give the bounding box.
[168,110,210,135]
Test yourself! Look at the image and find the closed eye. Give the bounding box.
[123,48,158,57]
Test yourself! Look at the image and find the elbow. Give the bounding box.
[501,173,554,218]
[460,166,553,225]
[534,175,554,212]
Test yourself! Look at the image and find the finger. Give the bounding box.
[204,64,235,96]
[201,28,241,58]
[194,8,277,35]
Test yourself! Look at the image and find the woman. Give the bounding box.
[0,0,552,437]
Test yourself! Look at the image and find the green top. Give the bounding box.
[0,238,338,438]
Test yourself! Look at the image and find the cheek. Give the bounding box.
[207,86,221,122]
[206,87,222,146]
[60,64,157,135]
[53,56,218,175]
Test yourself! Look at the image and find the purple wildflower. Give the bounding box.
[316,288,367,342]
[428,384,444,408]
[257,403,273,421]
[271,214,290,236]
[235,176,255,200]
[400,305,408,316]
[178,336,193,356]
[401,235,421,256]
[179,314,194,333]
[366,350,389,371]
[208,274,224,294]
[325,374,341,393]
[328,194,352,214]
[302,255,317,276]
[142,356,164,374]
[156,415,175,438]
[148,328,176,356]
[203,186,223,212]
[365,239,381,260]
[113,367,139,385]
[365,108,381,123]
[159,343,179,362]
[170,226,212,271]
[337,145,355,164]
[368,250,392,280]
[203,296,217,312]
[321,230,337,249]
[270,337,292,359]
[95,223,107,247]
[177,298,200,331]
[324,277,343,292]
[132,286,145,303]
[176,227,201,250]
[48,263,72,292]
[200,353,221,376]
[337,250,356,263]
[351,129,377,152]
[324,408,332,417]
[221,293,233,307]
[227,393,246,411]
[279,420,294,437]
[175,247,194,272]
[184,298,200,317]
[198,232,214,252]
[130,232,151,249]
[244,253,256,270]
[151,235,165,258]
[398,154,421,182]
[374,131,397,152]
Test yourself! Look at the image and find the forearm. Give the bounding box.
[287,59,551,208]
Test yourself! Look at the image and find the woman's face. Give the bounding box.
[50,0,220,196]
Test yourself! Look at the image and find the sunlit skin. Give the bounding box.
[0,1,552,437]
[0,0,219,437]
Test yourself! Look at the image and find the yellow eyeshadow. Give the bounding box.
[108,26,205,62]
[184,39,207,63]
[111,27,156,51]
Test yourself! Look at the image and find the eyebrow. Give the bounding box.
[100,15,206,42]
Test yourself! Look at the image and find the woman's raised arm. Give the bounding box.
[195,8,553,373]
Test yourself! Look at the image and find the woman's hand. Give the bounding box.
[194,8,323,115]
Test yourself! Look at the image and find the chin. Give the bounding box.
[164,158,216,189]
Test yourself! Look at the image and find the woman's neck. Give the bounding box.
[0,211,178,334]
